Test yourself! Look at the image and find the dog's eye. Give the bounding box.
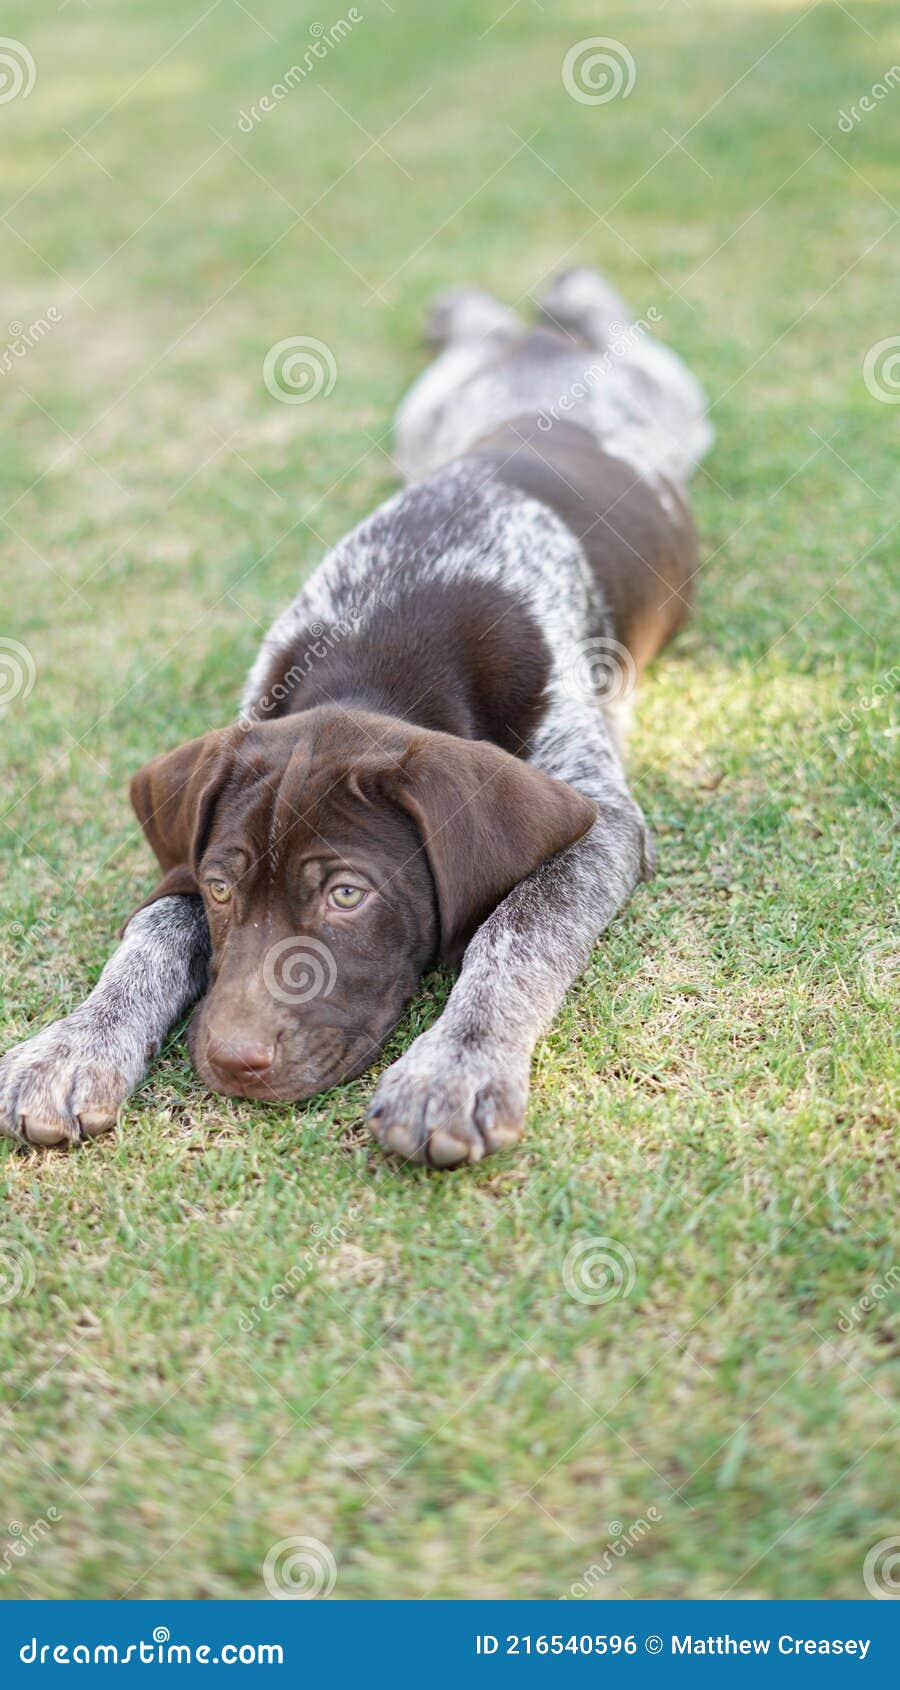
[207,879,231,904]
[328,884,367,911]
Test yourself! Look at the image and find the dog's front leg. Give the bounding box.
[368,700,651,1168]
[0,896,209,1148]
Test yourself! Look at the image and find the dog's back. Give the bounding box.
[393,267,709,682]
[1,266,708,1166]
[244,267,710,737]
[468,412,697,676]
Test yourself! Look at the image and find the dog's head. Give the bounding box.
[129,706,595,1101]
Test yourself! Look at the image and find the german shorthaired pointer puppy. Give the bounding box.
[0,268,711,1167]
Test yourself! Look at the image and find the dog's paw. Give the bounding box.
[367,1028,529,1169]
[422,288,520,350]
[0,1017,138,1149]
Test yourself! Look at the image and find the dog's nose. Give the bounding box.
[206,1037,276,1079]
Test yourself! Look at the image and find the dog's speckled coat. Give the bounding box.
[0,269,711,1165]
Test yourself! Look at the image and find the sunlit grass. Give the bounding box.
[0,0,897,1599]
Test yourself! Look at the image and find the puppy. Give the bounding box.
[0,268,711,1167]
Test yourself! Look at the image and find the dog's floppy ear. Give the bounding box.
[129,730,233,901]
[386,731,596,964]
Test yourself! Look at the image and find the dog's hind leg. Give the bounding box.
[535,266,632,348]
[537,267,714,478]
[422,286,523,351]
[0,895,209,1149]
[394,288,526,480]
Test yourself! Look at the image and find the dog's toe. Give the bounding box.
[368,1033,528,1171]
[21,1113,72,1148]
[379,1119,419,1161]
[77,1107,118,1139]
[472,1086,523,1155]
[426,1123,482,1168]
[16,1081,121,1149]
[12,1076,80,1149]
[0,1023,132,1151]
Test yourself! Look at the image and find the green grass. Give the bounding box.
[1,0,897,1601]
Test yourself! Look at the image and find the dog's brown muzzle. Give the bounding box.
[186,993,387,1103]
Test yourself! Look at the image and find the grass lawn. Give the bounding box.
[1,0,897,1601]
